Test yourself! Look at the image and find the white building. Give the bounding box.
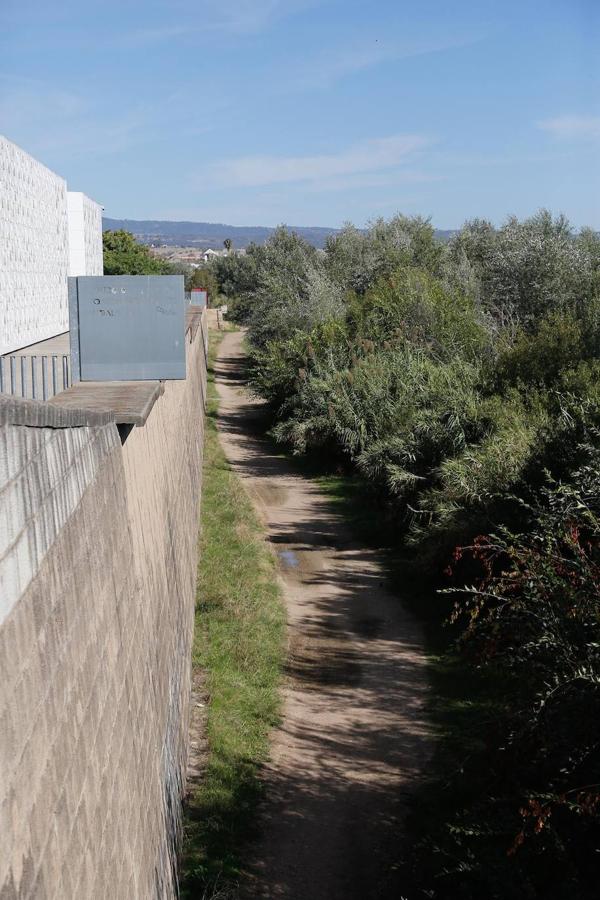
[200,248,225,263]
[67,191,104,278]
[0,135,103,355]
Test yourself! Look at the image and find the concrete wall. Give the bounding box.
[0,136,69,355]
[67,192,104,277]
[0,315,207,898]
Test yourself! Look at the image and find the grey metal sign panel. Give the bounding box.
[72,275,186,381]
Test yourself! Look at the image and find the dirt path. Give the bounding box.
[214,329,432,900]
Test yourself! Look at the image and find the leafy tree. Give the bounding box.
[243,227,322,346]
[324,214,443,295]
[219,208,600,896]
[102,230,175,275]
[450,211,597,325]
[186,266,219,299]
[213,250,258,319]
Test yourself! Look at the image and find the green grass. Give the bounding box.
[180,331,286,898]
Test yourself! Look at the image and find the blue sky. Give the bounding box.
[1,0,599,228]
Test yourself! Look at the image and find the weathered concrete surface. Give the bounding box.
[0,332,70,358]
[0,393,114,428]
[0,313,207,899]
[51,380,164,426]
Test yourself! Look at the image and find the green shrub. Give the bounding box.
[450,211,597,325]
[493,311,584,389]
[414,452,600,900]
[349,267,489,362]
[225,208,600,898]
[324,214,444,293]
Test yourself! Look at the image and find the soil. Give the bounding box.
[214,329,432,900]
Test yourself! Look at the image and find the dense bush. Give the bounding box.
[447,211,599,324]
[416,454,600,899]
[214,210,600,896]
[219,213,600,555]
[324,214,444,293]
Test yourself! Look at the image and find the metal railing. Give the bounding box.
[0,354,71,401]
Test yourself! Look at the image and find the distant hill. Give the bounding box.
[103,218,457,250]
[102,218,341,250]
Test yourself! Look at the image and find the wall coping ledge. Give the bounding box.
[186,308,204,341]
[0,393,115,428]
[49,381,165,426]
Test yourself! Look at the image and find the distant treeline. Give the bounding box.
[213,212,600,900]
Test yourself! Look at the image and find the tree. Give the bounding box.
[450,211,597,325]
[102,230,174,275]
[325,214,443,294]
[223,238,233,253]
[186,266,219,298]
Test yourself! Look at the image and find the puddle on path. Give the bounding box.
[278,549,300,569]
[253,481,289,507]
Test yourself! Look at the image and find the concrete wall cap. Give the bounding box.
[50,381,164,426]
[0,392,115,427]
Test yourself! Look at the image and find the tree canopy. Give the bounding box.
[213,210,600,900]
[102,229,175,275]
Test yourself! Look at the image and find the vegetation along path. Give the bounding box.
[214,328,432,900]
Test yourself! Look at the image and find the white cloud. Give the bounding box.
[0,76,85,129]
[115,0,322,47]
[538,115,600,140]
[300,170,443,194]
[38,115,144,158]
[0,74,152,160]
[292,44,395,89]
[112,25,191,49]
[204,134,431,188]
[206,0,319,34]
[293,34,486,90]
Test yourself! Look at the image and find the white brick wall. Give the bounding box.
[67,191,103,277]
[0,136,70,354]
[0,137,104,355]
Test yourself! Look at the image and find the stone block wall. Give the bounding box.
[0,136,69,354]
[0,315,208,898]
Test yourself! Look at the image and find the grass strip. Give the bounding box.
[180,330,285,898]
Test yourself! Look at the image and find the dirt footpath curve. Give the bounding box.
[214,329,432,900]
